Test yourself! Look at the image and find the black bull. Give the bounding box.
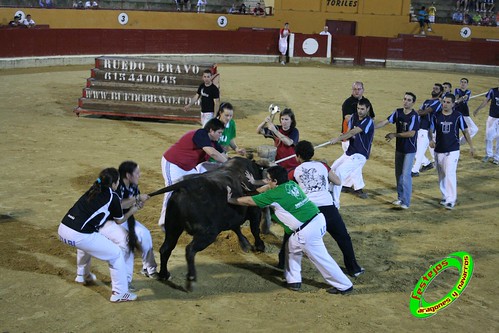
[148,157,266,291]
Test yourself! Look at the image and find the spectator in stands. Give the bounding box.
[176,0,190,11]
[73,0,84,8]
[456,0,468,11]
[21,14,36,28]
[472,11,482,24]
[238,3,247,14]
[8,15,21,27]
[479,0,487,12]
[480,13,491,24]
[85,0,98,8]
[197,0,207,13]
[253,2,266,16]
[484,0,495,13]
[452,10,464,23]
[228,3,238,13]
[468,0,478,12]
[417,6,432,34]
[463,10,472,24]
[39,0,53,8]
[319,25,331,36]
[428,2,437,24]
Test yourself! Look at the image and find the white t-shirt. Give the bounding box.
[291,161,334,207]
[22,18,35,26]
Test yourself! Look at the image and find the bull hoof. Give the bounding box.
[158,271,171,281]
[186,279,196,292]
[254,242,265,253]
[241,244,251,253]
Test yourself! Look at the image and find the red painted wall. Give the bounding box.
[292,34,329,58]
[0,29,279,57]
[330,35,499,66]
[0,28,497,66]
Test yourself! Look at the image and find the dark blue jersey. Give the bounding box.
[420,99,442,130]
[387,108,420,154]
[486,87,499,118]
[346,112,374,159]
[117,181,140,214]
[431,111,468,153]
[454,88,471,116]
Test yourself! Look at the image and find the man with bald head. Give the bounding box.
[339,81,376,198]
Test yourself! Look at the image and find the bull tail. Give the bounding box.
[148,182,185,197]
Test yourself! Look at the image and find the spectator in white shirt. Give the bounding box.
[319,26,331,36]
[22,14,36,28]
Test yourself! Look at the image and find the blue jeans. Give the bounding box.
[395,151,416,206]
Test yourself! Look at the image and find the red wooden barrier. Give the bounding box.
[0,29,497,66]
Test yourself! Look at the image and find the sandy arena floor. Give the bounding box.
[0,63,498,332]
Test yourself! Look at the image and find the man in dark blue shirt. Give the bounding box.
[430,94,475,210]
[330,98,375,207]
[376,92,420,209]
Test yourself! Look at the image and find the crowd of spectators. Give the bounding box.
[8,14,36,27]
[452,0,497,26]
[72,0,99,9]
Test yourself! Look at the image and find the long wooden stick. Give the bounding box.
[469,92,487,100]
[274,141,331,164]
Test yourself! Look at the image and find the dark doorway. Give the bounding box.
[327,20,356,35]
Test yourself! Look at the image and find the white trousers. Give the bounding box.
[485,116,499,160]
[98,221,134,283]
[122,219,157,275]
[285,214,353,291]
[331,153,367,208]
[340,140,364,190]
[412,129,433,173]
[460,116,479,145]
[159,157,198,226]
[435,150,460,205]
[58,223,128,294]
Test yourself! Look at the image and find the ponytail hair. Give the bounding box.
[216,101,233,119]
[87,168,119,201]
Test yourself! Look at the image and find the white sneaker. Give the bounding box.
[445,203,455,210]
[75,273,97,285]
[392,200,402,206]
[110,291,137,303]
[400,204,409,210]
[281,61,286,65]
[427,28,432,32]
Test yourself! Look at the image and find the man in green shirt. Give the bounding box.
[227,165,353,294]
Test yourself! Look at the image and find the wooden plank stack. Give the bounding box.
[74,56,219,124]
